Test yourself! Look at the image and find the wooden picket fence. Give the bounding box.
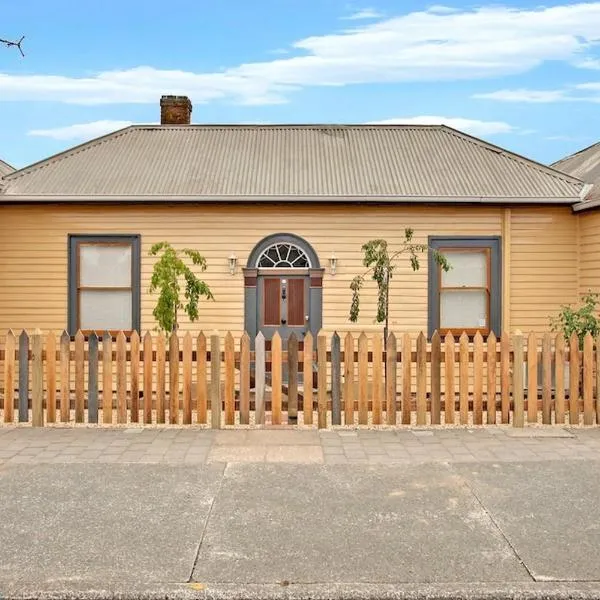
[0,329,599,428]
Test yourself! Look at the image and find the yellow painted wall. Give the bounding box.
[0,203,582,336]
[579,209,600,296]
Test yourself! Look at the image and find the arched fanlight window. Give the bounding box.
[256,242,311,268]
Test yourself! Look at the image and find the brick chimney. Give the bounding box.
[160,95,192,125]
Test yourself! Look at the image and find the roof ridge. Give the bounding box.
[3,125,136,184]
[438,125,584,188]
[551,141,600,168]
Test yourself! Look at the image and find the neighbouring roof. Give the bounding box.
[552,143,600,211]
[0,124,586,203]
[0,158,14,177]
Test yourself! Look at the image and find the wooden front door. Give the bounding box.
[258,275,309,344]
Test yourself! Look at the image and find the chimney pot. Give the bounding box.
[160,95,192,125]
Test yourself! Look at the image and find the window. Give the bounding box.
[68,235,141,333]
[257,243,311,268]
[428,237,501,337]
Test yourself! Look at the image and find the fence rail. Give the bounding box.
[1,329,599,428]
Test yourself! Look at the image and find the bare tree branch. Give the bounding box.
[0,36,25,57]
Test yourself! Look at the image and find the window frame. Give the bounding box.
[68,234,141,335]
[428,236,501,338]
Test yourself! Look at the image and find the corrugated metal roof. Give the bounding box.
[1,125,585,201]
[0,159,14,177]
[552,143,600,211]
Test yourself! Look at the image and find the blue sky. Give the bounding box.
[2,0,600,169]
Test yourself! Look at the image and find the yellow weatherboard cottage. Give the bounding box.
[0,96,597,342]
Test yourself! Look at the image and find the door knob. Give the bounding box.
[305,315,310,322]
[281,319,287,325]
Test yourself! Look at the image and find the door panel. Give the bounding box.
[263,278,281,326]
[287,279,305,326]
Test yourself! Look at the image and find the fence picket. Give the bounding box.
[416,332,427,425]
[569,332,579,426]
[156,334,166,424]
[143,332,153,424]
[596,335,600,426]
[513,335,524,427]
[303,332,313,425]
[430,331,441,425]
[210,333,221,429]
[473,332,483,425]
[255,332,266,425]
[386,333,397,425]
[130,332,140,423]
[527,332,538,423]
[318,332,327,429]
[343,332,354,425]
[402,333,412,425]
[331,332,341,426]
[32,330,43,427]
[542,333,552,425]
[240,333,250,425]
[555,333,565,424]
[169,332,180,425]
[60,331,70,423]
[224,332,235,426]
[358,333,368,425]
[271,332,282,425]
[500,333,510,424]
[197,332,207,424]
[18,330,29,423]
[372,334,383,425]
[46,331,56,424]
[88,332,99,424]
[103,332,113,425]
[75,330,86,423]
[583,332,594,425]
[288,332,299,424]
[445,333,456,424]
[183,332,192,425]
[487,333,497,425]
[116,331,127,424]
[458,333,468,424]
[3,330,15,423]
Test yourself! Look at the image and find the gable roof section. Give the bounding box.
[552,143,600,211]
[0,158,14,177]
[1,124,585,202]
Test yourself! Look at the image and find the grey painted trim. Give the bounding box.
[247,233,321,269]
[427,236,502,338]
[67,234,141,335]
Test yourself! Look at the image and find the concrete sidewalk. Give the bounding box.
[0,427,599,599]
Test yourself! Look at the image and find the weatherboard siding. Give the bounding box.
[0,203,581,336]
[579,209,600,296]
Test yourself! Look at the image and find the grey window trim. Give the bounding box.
[68,234,141,335]
[428,236,501,338]
[247,233,321,269]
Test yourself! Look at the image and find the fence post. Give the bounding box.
[211,332,221,429]
[169,332,180,425]
[240,333,250,425]
[46,331,56,424]
[386,332,397,425]
[60,330,70,423]
[583,332,594,425]
[513,334,524,427]
[500,332,510,424]
[31,329,43,427]
[103,332,113,425]
[402,333,412,425]
[255,332,266,425]
[331,332,341,426]
[287,332,299,423]
[197,332,207,424]
[458,332,468,425]
[430,331,441,425]
[527,332,538,423]
[416,332,427,425]
[88,332,99,424]
[130,331,140,423]
[183,332,192,425]
[358,333,368,425]
[372,333,383,425]
[569,332,579,426]
[555,333,565,424]
[542,332,552,425]
[445,332,456,425]
[596,335,600,426]
[473,332,483,425]
[487,332,497,425]
[75,330,85,423]
[272,332,282,425]
[303,332,314,425]
[343,332,354,426]
[19,330,29,423]
[224,332,235,426]
[156,334,166,424]
[3,330,15,423]
[143,332,153,424]
[317,331,327,429]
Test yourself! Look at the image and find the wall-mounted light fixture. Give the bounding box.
[329,252,338,275]
[228,252,238,275]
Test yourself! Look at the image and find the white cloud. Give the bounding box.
[28,120,133,140]
[342,8,383,20]
[368,116,516,136]
[2,3,600,105]
[473,89,570,102]
[574,57,600,69]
